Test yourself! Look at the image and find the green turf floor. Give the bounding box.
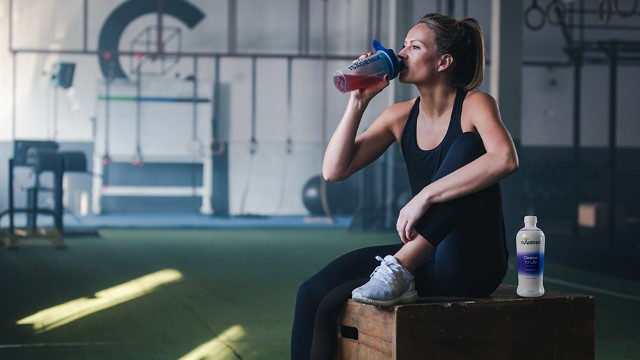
[0,229,638,359]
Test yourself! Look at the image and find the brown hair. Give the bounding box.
[418,13,485,90]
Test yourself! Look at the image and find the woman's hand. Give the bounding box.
[396,192,430,244]
[350,52,390,103]
[352,75,389,101]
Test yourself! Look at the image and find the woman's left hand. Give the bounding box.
[396,193,430,244]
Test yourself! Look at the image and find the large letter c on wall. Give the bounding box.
[97,0,205,80]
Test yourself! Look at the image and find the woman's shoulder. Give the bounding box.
[379,97,418,136]
[381,97,418,121]
[464,90,498,110]
[461,90,501,131]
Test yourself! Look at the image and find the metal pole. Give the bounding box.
[298,0,309,54]
[368,0,374,45]
[135,62,142,162]
[375,0,382,40]
[11,52,17,141]
[320,0,334,221]
[53,86,58,140]
[157,0,164,55]
[250,56,257,154]
[9,159,15,235]
[83,0,88,52]
[212,56,220,146]
[572,0,585,241]
[8,0,13,51]
[572,50,582,241]
[607,41,618,248]
[192,56,199,143]
[10,0,16,140]
[228,0,237,54]
[54,157,64,233]
[385,0,398,230]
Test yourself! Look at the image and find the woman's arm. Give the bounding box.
[322,76,405,182]
[396,92,518,243]
[421,92,518,203]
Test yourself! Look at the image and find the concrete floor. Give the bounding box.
[0,227,638,359]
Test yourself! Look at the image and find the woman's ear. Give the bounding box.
[437,54,454,72]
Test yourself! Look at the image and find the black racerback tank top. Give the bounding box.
[401,88,467,196]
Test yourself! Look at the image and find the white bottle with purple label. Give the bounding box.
[516,215,545,297]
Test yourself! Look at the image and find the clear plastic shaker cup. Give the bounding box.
[333,39,404,93]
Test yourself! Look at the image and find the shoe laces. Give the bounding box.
[370,255,402,284]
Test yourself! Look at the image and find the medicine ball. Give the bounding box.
[302,175,359,215]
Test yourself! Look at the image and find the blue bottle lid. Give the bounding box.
[372,39,405,79]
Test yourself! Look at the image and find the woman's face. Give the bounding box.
[397,23,442,85]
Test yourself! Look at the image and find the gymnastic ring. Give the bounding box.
[101,154,113,165]
[599,0,612,24]
[545,0,567,26]
[211,138,226,157]
[249,138,258,155]
[524,0,546,31]
[613,0,638,17]
[187,138,204,156]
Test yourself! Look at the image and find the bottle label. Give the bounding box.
[517,252,544,276]
[516,230,544,277]
[347,54,382,71]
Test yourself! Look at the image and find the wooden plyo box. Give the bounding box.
[336,284,594,360]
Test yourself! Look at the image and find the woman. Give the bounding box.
[291,13,518,359]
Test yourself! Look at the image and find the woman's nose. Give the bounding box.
[397,47,407,59]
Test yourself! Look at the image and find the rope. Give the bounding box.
[103,60,114,164]
[275,57,294,213]
[133,62,143,166]
[211,56,226,157]
[239,57,258,214]
[286,56,293,154]
[249,56,258,155]
[188,56,204,157]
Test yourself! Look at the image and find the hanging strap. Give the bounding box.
[286,57,293,154]
[188,56,204,156]
[249,56,258,155]
[103,60,114,164]
[133,62,143,166]
[211,55,226,156]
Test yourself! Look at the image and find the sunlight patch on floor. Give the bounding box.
[17,269,183,333]
[179,325,246,360]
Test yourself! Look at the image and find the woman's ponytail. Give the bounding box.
[458,18,485,90]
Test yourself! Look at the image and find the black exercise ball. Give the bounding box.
[302,175,359,215]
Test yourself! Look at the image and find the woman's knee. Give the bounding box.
[433,132,486,181]
[447,132,486,166]
[454,132,486,159]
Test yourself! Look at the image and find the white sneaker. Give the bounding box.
[351,255,418,307]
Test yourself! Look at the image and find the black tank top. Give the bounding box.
[401,88,467,196]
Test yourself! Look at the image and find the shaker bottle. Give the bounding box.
[333,39,404,93]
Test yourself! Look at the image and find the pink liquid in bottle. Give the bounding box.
[333,74,384,93]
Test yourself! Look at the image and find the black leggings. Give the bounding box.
[291,133,508,360]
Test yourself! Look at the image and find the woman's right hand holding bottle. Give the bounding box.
[349,52,390,103]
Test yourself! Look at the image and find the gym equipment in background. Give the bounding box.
[302,175,359,216]
[0,140,87,248]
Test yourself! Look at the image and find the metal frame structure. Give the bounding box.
[7,0,390,219]
[545,0,640,245]
[7,0,382,61]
